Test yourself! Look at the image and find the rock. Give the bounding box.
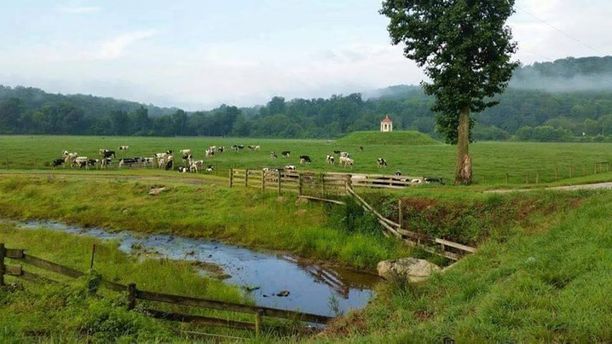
[276,290,290,297]
[149,187,167,196]
[377,257,441,282]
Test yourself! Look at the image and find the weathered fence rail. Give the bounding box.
[0,245,333,335]
[229,168,436,194]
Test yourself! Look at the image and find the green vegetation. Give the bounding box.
[336,131,439,146]
[0,175,409,270]
[0,135,610,185]
[319,190,612,343]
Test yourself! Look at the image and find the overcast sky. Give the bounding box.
[0,0,610,110]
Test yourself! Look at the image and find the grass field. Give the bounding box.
[0,134,610,184]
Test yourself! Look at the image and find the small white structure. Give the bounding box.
[380,115,393,132]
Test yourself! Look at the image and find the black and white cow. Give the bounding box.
[270,152,278,159]
[339,156,354,167]
[284,165,296,171]
[377,158,388,167]
[119,145,129,151]
[118,157,141,168]
[51,158,64,168]
[178,166,189,173]
[205,165,215,172]
[299,155,312,164]
[326,155,335,164]
[281,151,290,158]
[99,149,116,159]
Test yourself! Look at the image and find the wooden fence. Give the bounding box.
[229,168,435,194]
[0,244,332,335]
[345,187,476,261]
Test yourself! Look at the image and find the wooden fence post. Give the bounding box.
[228,168,233,188]
[298,173,303,196]
[0,243,5,286]
[255,309,263,337]
[245,169,249,187]
[89,244,96,271]
[277,170,282,195]
[127,283,137,310]
[398,199,403,229]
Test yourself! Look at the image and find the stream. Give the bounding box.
[3,219,380,317]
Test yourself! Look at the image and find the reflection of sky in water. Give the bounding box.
[12,220,378,317]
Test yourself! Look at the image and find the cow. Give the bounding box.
[178,166,189,173]
[218,146,225,153]
[51,158,64,168]
[394,170,402,176]
[141,157,155,167]
[63,151,78,167]
[119,145,129,151]
[270,152,278,159]
[299,155,312,164]
[205,165,215,172]
[180,149,192,161]
[326,155,335,164]
[424,177,445,185]
[119,157,141,168]
[284,165,296,171]
[281,151,290,158]
[189,158,204,173]
[88,159,100,169]
[333,150,341,154]
[377,158,388,168]
[339,156,354,167]
[247,145,260,151]
[231,144,245,151]
[100,157,112,168]
[339,151,350,158]
[99,149,115,159]
[164,155,174,170]
[73,156,90,169]
[205,148,215,157]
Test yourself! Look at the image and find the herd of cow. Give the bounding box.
[50,144,399,175]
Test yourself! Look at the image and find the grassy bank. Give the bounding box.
[0,135,610,184]
[0,225,248,343]
[0,175,409,270]
[319,190,612,343]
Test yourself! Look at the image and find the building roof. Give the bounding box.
[381,115,393,123]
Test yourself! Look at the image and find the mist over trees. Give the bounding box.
[0,57,611,141]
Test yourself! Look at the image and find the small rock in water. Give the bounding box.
[207,254,213,258]
[377,257,441,283]
[276,290,290,297]
[242,286,260,292]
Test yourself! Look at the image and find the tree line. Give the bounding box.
[0,87,610,141]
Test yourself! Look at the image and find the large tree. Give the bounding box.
[381,0,519,184]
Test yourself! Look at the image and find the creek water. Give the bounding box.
[5,219,380,317]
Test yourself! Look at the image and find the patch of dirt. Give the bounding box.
[321,311,368,337]
[401,198,438,211]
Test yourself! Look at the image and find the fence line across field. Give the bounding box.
[0,244,333,336]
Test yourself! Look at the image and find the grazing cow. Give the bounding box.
[262,167,278,173]
[247,145,259,151]
[180,149,192,161]
[165,155,174,170]
[377,158,388,168]
[73,156,90,169]
[119,145,129,151]
[218,146,225,153]
[326,155,335,164]
[141,157,154,167]
[340,151,350,158]
[270,152,278,159]
[424,177,444,185]
[281,151,290,158]
[188,158,204,173]
[119,157,141,168]
[88,159,100,169]
[205,148,215,157]
[231,144,245,151]
[394,170,402,176]
[284,165,296,171]
[339,156,354,167]
[101,157,112,168]
[51,158,64,168]
[99,149,115,159]
[178,166,189,173]
[299,155,312,164]
[63,151,78,167]
[205,165,215,172]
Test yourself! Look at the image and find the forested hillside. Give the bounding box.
[0,56,611,141]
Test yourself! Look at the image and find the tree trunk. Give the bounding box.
[455,106,472,185]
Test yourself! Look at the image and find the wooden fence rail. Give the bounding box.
[1,246,333,334]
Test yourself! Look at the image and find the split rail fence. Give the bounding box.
[0,244,332,335]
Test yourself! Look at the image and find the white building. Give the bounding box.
[380,115,393,132]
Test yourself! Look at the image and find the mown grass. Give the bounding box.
[336,131,439,145]
[316,190,612,343]
[0,135,610,184]
[0,175,409,270]
[0,225,250,343]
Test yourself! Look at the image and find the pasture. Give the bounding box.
[0,134,611,184]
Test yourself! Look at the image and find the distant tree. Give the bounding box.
[0,98,23,133]
[381,0,519,184]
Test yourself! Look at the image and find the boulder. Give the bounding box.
[377,257,441,282]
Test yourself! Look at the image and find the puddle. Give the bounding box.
[4,219,380,317]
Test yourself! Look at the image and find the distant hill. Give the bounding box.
[337,131,440,145]
[0,85,179,118]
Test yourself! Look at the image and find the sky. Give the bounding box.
[0,0,610,110]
